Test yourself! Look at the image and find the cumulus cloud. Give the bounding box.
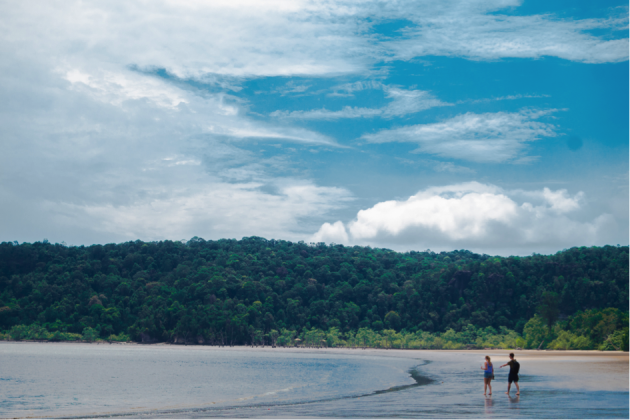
[310,182,618,256]
[271,85,450,119]
[311,221,349,244]
[362,109,558,162]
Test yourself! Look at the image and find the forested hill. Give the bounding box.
[0,238,627,347]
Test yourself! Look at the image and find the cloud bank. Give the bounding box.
[311,182,617,256]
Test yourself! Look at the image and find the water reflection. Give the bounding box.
[0,344,627,419]
[484,395,494,415]
[508,394,520,410]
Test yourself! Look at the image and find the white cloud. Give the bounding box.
[514,187,584,213]
[271,106,382,120]
[0,0,626,248]
[62,67,340,147]
[311,182,618,256]
[397,158,476,174]
[216,124,338,146]
[47,181,351,242]
[327,81,385,97]
[362,109,558,162]
[63,69,190,109]
[432,161,476,174]
[0,84,353,244]
[0,57,344,246]
[465,93,551,104]
[385,9,628,64]
[382,87,450,116]
[272,80,313,95]
[1,0,374,79]
[1,1,625,90]
[311,221,349,244]
[271,86,451,119]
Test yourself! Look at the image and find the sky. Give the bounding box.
[0,0,628,256]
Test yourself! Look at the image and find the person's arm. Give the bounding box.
[499,363,508,368]
[481,362,487,370]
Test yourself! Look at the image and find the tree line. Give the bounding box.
[0,238,627,350]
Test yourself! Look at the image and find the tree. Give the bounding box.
[0,240,627,347]
[82,327,99,342]
[248,325,257,346]
[522,315,547,349]
[622,328,629,352]
[537,291,559,333]
[384,311,401,330]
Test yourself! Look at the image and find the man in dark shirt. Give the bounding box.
[499,353,520,395]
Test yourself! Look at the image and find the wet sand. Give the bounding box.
[0,341,627,418]
[6,341,627,392]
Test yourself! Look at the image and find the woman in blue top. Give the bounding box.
[481,355,493,395]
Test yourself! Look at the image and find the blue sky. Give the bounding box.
[0,0,627,255]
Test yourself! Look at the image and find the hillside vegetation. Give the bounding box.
[0,238,627,350]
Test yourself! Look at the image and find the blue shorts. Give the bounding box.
[484,372,493,379]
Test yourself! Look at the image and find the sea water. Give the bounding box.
[0,342,627,418]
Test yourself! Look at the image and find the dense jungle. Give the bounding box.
[0,238,627,350]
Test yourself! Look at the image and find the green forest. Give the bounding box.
[0,238,627,351]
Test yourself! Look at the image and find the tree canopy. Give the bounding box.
[0,238,627,350]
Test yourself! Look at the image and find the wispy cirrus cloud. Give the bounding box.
[361,109,559,163]
[384,9,628,64]
[397,158,476,174]
[326,81,385,97]
[464,93,551,105]
[432,161,476,174]
[271,85,450,119]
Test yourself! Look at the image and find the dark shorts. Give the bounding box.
[484,372,493,379]
[508,374,519,383]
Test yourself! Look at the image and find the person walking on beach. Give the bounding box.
[500,353,520,395]
[481,355,493,395]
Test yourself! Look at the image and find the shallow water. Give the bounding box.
[0,343,627,418]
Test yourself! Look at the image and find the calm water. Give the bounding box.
[0,343,627,418]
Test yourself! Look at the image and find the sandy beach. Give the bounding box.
[4,340,627,392]
[0,341,627,418]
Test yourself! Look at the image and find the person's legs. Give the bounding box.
[515,380,520,395]
[506,380,511,394]
[484,378,489,395]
